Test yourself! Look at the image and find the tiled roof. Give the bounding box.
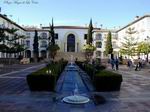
[0,14,26,31]
[117,15,150,32]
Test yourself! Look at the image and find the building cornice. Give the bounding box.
[42,25,101,30]
[117,15,150,32]
[25,28,49,32]
[93,29,117,33]
[0,14,26,31]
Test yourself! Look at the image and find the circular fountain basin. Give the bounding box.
[63,95,90,104]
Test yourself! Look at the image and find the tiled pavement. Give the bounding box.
[0,64,150,111]
[0,63,45,75]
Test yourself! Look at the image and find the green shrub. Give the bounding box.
[93,70,123,91]
[26,60,67,91]
[95,65,106,71]
[84,64,95,79]
[75,61,83,69]
[27,75,55,91]
[76,61,106,80]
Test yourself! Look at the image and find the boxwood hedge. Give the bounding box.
[27,60,67,91]
[93,70,123,91]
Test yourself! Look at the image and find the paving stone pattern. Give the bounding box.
[0,64,150,111]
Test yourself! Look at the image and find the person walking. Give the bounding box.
[127,59,132,70]
[110,58,115,70]
[135,57,142,71]
[115,57,119,70]
[138,58,142,70]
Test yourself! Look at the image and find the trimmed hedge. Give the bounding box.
[27,60,67,91]
[27,75,55,91]
[93,70,123,91]
[75,61,106,79]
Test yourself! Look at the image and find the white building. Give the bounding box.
[1,13,150,61]
[25,28,49,59]
[0,14,26,58]
[93,29,119,59]
[117,15,150,59]
[25,26,101,60]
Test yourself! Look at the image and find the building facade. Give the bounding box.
[25,26,101,60]
[117,15,150,59]
[0,14,26,58]
[93,29,119,59]
[1,13,150,60]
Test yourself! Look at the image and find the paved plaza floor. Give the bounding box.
[0,63,150,111]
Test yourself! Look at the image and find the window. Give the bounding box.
[95,33,102,40]
[2,21,5,28]
[0,24,5,28]
[1,53,5,58]
[112,34,118,39]
[84,34,87,39]
[26,33,30,36]
[40,41,47,48]
[40,32,47,39]
[55,33,58,39]
[26,33,30,38]
[96,42,102,48]
[26,40,30,47]
[112,41,118,48]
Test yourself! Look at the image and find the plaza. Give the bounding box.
[1,0,150,111]
[0,63,150,111]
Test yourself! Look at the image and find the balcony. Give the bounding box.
[39,36,48,40]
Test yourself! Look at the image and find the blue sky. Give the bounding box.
[0,0,150,29]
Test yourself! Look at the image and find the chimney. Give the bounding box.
[3,14,7,17]
[40,24,42,28]
[135,16,140,20]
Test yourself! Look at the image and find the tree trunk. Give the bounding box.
[111,53,114,59]
[146,53,149,62]
[34,53,38,63]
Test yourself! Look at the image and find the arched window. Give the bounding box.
[25,50,31,58]
[67,34,75,52]
[26,40,30,47]
[40,41,47,48]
